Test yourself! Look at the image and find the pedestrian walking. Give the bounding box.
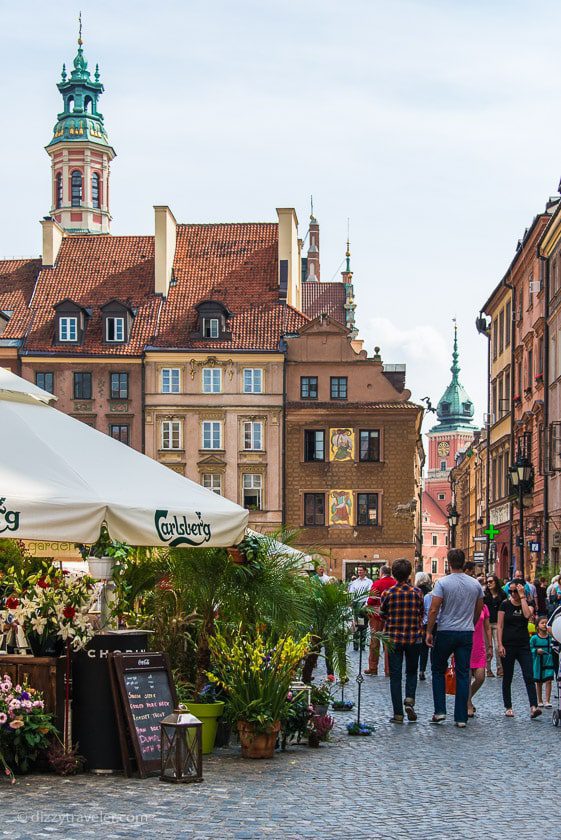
[365,565,396,675]
[530,616,555,708]
[348,565,372,651]
[547,576,561,617]
[533,577,548,617]
[467,603,492,717]
[415,572,433,681]
[379,558,424,723]
[484,574,506,677]
[497,581,542,719]
[426,548,484,727]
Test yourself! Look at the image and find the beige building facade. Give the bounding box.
[144,352,285,529]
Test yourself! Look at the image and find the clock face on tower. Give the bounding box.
[437,441,450,457]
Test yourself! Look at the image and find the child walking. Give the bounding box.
[530,616,555,707]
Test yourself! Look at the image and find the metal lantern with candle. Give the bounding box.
[160,709,203,784]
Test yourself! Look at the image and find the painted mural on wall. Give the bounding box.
[329,490,353,526]
[329,429,354,462]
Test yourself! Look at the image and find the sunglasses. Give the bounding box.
[509,590,517,595]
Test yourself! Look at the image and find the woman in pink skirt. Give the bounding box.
[468,603,493,717]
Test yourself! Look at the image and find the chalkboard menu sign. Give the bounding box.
[109,652,178,777]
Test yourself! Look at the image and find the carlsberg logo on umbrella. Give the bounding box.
[155,510,212,547]
[0,497,20,534]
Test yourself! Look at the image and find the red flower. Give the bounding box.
[5,597,19,610]
[62,605,76,620]
[326,674,335,682]
[37,577,49,589]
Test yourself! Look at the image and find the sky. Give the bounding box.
[2,0,561,434]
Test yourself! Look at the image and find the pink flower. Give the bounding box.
[9,719,24,729]
[32,700,44,709]
[0,713,7,724]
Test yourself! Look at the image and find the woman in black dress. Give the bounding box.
[497,581,541,719]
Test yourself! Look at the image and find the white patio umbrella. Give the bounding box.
[0,367,248,547]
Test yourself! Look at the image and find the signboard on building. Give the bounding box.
[490,504,510,527]
[529,541,541,553]
[474,551,485,562]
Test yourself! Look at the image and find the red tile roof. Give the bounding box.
[22,223,307,355]
[24,236,159,355]
[301,281,346,325]
[0,259,40,340]
[154,224,307,350]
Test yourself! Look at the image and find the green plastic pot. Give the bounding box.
[184,701,225,754]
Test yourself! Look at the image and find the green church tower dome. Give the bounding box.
[46,26,113,152]
[431,324,475,432]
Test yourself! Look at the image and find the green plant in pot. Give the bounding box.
[208,627,311,759]
[147,536,312,753]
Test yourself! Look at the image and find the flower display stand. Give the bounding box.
[0,654,65,732]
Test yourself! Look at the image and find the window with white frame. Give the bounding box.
[243,474,262,510]
[202,474,222,495]
[243,421,263,450]
[106,316,125,343]
[161,420,181,450]
[202,318,219,339]
[202,368,222,393]
[202,420,222,449]
[161,368,180,394]
[59,316,78,342]
[431,559,438,575]
[243,368,263,394]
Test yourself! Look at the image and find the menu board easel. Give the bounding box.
[109,651,178,778]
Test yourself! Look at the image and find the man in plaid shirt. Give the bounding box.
[380,558,424,723]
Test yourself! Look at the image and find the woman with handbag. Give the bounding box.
[497,581,541,719]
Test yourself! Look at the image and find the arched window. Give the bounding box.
[71,170,82,207]
[67,96,74,112]
[91,172,100,209]
[84,96,92,114]
[55,173,63,209]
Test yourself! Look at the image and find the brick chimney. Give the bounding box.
[154,205,177,298]
[277,208,300,310]
[40,217,65,267]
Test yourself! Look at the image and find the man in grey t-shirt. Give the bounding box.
[426,549,484,727]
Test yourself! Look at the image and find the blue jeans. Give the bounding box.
[431,630,473,723]
[388,643,421,716]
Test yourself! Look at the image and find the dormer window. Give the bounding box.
[106,317,125,343]
[53,299,90,345]
[193,300,233,342]
[203,318,219,338]
[60,316,78,342]
[463,401,472,416]
[440,402,450,416]
[101,300,134,345]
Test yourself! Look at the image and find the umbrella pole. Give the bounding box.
[64,639,71,753]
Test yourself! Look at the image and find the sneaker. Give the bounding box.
[364,670,378,676]
[419,671,426,681]
[455,722,467,729]
[404,699,417,722]
[531,707,543,719]
[431,714,446,724]
[390,715,404,723]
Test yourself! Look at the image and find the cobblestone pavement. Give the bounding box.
[2,650,560,840]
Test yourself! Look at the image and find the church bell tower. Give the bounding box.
[45,21,116,234]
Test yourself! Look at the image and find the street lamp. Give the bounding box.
[447,507,459,549]
[509,445,533,578]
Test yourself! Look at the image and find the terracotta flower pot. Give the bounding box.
[237,720,280,759]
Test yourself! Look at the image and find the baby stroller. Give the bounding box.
[548,607,561,726]
[552,639,561,726]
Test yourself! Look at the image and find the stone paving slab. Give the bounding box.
[1,652,560,839]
